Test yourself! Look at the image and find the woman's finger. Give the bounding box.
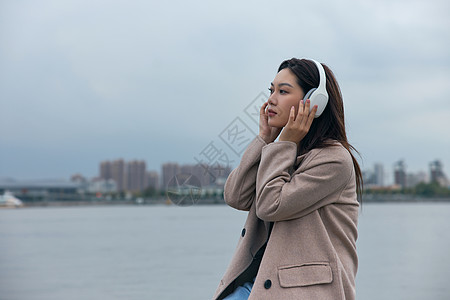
[288,106,295,124]
[305,104,318,128]
[301,99,311,126]
[260,101,268,115]
[297,100,304,117]
[259,102,269,133]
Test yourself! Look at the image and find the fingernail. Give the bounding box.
[307,99,310,103]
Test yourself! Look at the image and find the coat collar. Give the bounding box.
[295,153,308,168]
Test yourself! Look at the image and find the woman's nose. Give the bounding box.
[268,94,277,105]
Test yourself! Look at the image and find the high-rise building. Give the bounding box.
[111,159,125,192]
[162,163,180,189]
[100,159,148,192]
[374,163,384,186]
[181,163,210,187]
[430,160,447,186]
[126,160,146,192]
[394,160,406,188]
[100,161,112,180]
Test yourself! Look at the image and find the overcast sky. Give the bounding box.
[1,0,449,182]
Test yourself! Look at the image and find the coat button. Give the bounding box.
[264,279,272,289]
[241,228,246,237]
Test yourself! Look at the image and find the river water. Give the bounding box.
[0,203,449,300]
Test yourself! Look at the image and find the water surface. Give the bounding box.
[1,203,449,300]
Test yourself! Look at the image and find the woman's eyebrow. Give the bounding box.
[279,83,294,88]
[270,82,294,88]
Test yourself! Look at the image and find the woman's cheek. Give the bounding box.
[282,116,289,127]
[279,111,291,127]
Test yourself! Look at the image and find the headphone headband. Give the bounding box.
[306,58,327,92]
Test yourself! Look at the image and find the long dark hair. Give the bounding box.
[278,58,363,202]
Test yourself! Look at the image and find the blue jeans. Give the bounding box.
[223,278,255,300]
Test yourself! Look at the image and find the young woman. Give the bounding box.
[212,58,362,300]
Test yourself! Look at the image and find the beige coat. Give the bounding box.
[213,135,359,300]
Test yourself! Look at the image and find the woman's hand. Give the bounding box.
[279,99,317,144]
[259,101,282,144]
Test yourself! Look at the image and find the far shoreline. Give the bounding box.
[2,194,450,209]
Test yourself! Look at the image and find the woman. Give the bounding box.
[212,58,362,300]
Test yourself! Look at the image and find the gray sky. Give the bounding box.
[1,0,449,181]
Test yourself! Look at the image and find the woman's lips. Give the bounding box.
[268,109,277,117]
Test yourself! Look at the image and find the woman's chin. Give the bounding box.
[268,118,286,128]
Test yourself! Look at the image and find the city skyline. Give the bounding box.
[2,157,448,190]
[68,158,233,193]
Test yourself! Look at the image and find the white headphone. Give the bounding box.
[303,59,329,118]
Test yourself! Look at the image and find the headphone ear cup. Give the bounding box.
[303,88,316,100]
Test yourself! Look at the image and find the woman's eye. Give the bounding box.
[268,88,274,94]
[280,90,287,94]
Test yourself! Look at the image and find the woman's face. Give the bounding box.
[267,68,305,128]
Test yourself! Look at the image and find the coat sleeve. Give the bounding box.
[223,135,267,211]
[255,141,354,221]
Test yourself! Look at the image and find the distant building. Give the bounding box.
[162,162,180,188]
[362,163,385,188]
[146,171,159,190]
[88,178,117,194]
[394,160,407,188]
[406,171,428,187]
[208,163,232,187]
[111,159,125,191]
[100,159,149,192]
[70,173,89,193]
[374,163,384,187]
[362,170,375,187]
[100,161,112,181]
[0,180,79,202]
[430,160,448,186]
[100,159,126,191]
[181,163,212,187]
[71,173,87,183]
[126,160,146,192]
[162,162,232,189]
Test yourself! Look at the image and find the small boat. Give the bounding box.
[0,191,24,208]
